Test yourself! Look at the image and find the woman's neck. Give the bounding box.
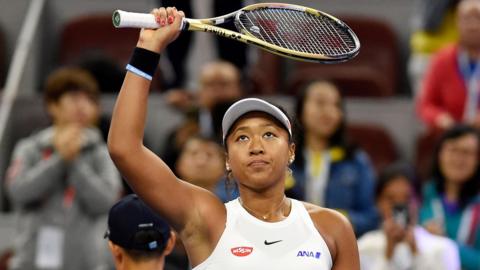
[305,133,328,152]
[445,181,461,203]
[238,184,291,222]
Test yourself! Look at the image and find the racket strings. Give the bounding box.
[238,8,357,57]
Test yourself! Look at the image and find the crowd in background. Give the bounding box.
[1,0,480,269]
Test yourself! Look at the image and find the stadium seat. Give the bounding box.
[0,249,12,270]
[286,15,400,97]
[347,123,398,172]
[59,14,138,66]
[248,49,283,95]
[58,14,163,91]
[414,130,443,182]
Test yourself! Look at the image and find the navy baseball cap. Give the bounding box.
[105,194,171,251]
[222,98,292,144]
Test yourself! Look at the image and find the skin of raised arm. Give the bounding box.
[107,8,225,258]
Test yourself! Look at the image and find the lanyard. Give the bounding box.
[431,198,478,245]
[457,50,480,122]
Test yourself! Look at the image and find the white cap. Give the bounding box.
[222,98,292,143]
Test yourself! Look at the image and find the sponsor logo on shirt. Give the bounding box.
[231,246,253,257]
[264,239,283,245]
[297,250,321,259]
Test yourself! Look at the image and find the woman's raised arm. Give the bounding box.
[107,7,225,235]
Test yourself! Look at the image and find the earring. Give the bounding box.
[287,167,293,176]
[289,156,295,165]
[226,163,231,171]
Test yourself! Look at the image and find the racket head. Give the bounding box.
[234,3,360,63]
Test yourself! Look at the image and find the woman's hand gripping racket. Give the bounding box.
[113,3,360,63]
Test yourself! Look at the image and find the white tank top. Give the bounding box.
[192,198,333,270]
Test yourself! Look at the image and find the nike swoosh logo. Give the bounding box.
[264,240,283,245]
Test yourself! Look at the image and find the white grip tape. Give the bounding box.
[113,10,187,30]
[114,10,158,28]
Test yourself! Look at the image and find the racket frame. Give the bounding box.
[114,3,360,63]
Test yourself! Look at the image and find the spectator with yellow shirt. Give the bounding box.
[408,0,460,95]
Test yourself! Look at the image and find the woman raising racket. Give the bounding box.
[108,7,359,270]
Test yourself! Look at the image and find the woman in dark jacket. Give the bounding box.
[287,80,378,236]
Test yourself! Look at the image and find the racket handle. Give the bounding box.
[112,10,188,30]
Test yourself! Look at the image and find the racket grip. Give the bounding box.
[112,10,188,30]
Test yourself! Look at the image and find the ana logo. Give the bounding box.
[297,250,321,259]
[231,246,253,257]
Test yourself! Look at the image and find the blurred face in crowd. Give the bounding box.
[176,137,225,190]
[198,61,242,111]
[301,81,343,140]
[47,90,100,128]
[439,133,479,184]
[457,0,480,51]
[376,176,412,219]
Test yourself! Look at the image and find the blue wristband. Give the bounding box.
[126,64,153,81]
[126,47,160,81]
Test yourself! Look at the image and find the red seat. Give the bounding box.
[248,49,283,95]
[59,14,138,66]
[414,130,443,182]
[347,123,398,172]
[58,14,162,91]
[0,249,13,270]
[286,15,400,97]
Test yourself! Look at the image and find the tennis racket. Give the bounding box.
[112,3,360,63]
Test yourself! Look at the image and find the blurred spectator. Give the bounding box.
[416,0,480,130]
[287,80,378,236]
[358,163,460,270]
[408,0,460,95]
[419,125,480,270]
[159,0,246,89]
[175,136,224,192]
[161,61,242,168]
[76,53,126,142]
[175,136,237,202]
[166,136,231,270]
[5,67,121,270]
[105,194,176,270]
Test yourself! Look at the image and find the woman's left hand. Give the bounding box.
[137,7,185,53]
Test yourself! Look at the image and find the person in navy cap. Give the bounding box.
[105,194,176,270]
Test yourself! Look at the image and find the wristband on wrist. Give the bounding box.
[126,47,160,81]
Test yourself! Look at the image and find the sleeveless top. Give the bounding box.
[192,198,333,270]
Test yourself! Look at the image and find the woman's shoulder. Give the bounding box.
[301,202,355,260]
[303,203,352,231]
[303,202,352,230]
[472,195,480,204]
[333,147,373,169]
[433,43,458,61]
[351,149,372,162]
[14,126,54,149]
[422,180,438,197]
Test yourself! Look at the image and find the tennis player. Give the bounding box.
[108,7,359,270]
